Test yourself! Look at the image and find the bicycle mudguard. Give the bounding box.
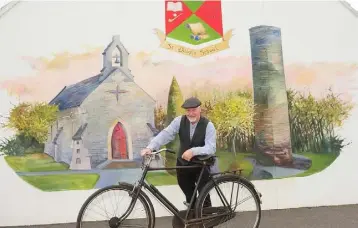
[232,175,263,204]
[239,176,262,198]
[209,174,263,204]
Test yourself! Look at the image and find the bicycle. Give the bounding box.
[76,148,262,228]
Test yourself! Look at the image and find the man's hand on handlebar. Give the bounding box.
[181,149,194,161]
[140,148,176,157]
[140,148,152,157]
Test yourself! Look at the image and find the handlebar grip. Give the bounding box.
[166,149,176,154]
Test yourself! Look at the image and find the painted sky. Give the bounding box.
[0,1,358,138]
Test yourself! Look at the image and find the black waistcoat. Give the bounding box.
[177,115,209,164]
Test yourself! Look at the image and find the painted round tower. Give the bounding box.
[249,25,293,166]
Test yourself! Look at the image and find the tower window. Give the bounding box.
[76,158,81,164]
[112,47,122,67]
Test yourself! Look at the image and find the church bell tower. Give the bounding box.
[100,35,131,79]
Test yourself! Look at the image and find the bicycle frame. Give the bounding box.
[118,149,238,227]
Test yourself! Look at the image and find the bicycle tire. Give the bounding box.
[195,174,261,228]
[76,182,155,228]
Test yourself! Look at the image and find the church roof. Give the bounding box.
[146,123,160,136]
[53,126,63,144]
[102,38,130,56]
[49,73,109,111]
[72,123,88,140]
[49,67,154,111]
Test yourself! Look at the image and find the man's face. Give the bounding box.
[185,106,201,123]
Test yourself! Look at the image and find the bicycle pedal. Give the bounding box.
[183,201,189,207]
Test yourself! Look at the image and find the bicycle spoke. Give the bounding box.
[198,176,261,228]
[77,185,152,228]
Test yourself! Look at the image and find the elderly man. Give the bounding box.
[141,97,217,208]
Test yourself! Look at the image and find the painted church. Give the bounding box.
[44,35,159,170]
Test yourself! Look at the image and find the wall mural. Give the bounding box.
[0,0,355,193]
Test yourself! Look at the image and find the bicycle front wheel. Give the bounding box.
[76,183,155,228]
[195,174,261,228]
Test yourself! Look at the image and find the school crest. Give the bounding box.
[154,0,233,58]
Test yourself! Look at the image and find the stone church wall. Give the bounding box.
[44,108,82,165]
[81,69,155,167]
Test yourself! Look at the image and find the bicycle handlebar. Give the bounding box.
[152,148,176,154]
[141,148,176,168]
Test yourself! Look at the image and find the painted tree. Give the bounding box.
[165,76,184,175]
[166,76,184,124]
[154,105,166,131]
[208,93,255,156]
[3,102,59,144]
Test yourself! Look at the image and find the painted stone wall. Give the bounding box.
[0,0,357,226]
[81,69,156,167]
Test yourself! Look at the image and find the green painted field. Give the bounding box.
[5,153,99,191]
[294,152,339,177]
[5,153,69,172]
[21,174,99,191]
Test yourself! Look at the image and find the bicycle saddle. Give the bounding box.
[190,154,216,166]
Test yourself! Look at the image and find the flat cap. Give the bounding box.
[181,97,202,109]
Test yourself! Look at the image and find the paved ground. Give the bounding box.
[4,204,358,228]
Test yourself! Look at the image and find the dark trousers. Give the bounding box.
[176,158,212,209]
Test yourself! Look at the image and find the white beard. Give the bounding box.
[187,116,197,123]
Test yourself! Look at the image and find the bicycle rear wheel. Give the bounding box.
[76,183,155,228]
[195,174,261,228]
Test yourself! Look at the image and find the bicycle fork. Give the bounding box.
[115,185,142,227]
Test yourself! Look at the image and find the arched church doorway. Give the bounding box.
[111,122,128,159]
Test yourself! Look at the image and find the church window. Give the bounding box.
[77,141,80,145]
[76,158,81,164]
[112,47,122,67]
[77,149,80,153]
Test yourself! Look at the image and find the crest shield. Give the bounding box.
[155,0,233,58]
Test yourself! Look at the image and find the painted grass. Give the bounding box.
[21,174,99,191]
[293,152,339,177]
[146,171,178,186]
[5,153,69,172]
[216,151,254,178]
[146,151,254,186]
